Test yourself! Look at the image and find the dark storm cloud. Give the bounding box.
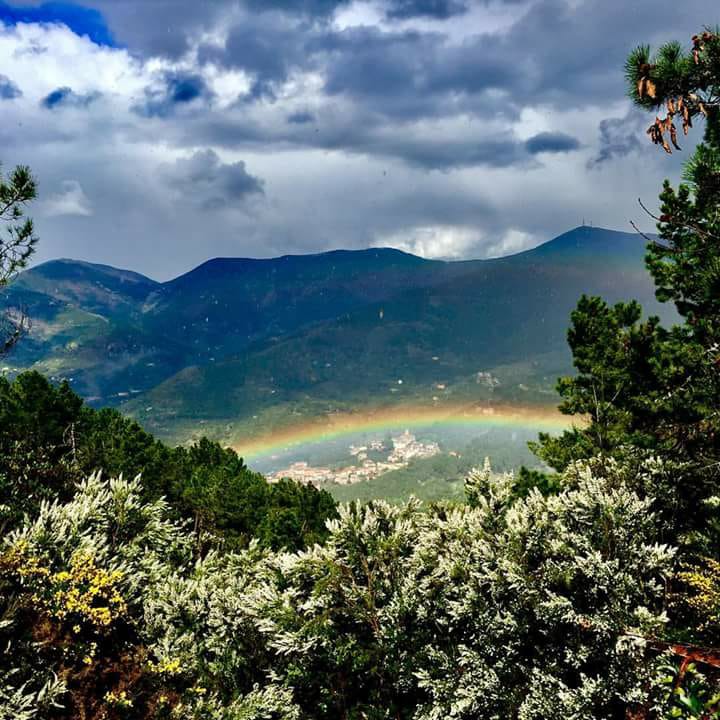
[588,109,646,168]
[243,0,350,16]
[41,86,101,109]
[0,74,21,99]
[22,0,711,174]
[287,111,315,124]
[198,13,319,103]
[47,0,699,127]
[338,129,579,169]
[208,0,715,122]
[188,4,595,126]
[526,132,581,154]
[24,0,712,114]
[385,0,469,20]
[163,149,265,210]
[179,18,534,170]
[481,0,717,107]
[314,27,522,122]
[189,111,555,171]
[319,28,435,103]
[0,0,114,45]
[377,136,527,169]
[192,18,522,122]
[134,71,213,118]
[313,0,696,117]
[6,0,717,273]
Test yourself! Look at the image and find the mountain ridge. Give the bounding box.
[3,226,669,443]
[26,224,649,283]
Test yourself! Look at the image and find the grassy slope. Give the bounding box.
[3,260,190,401]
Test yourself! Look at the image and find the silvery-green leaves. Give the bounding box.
[1,457,677,718]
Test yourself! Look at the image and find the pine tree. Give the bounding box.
[0,163,38,354]
[533,30,720,548]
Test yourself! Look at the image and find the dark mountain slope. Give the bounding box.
[2,260,179,400]
[513,226,647,262]
[10,258,159,316]
[3,226,672,439]
[140,248,469,364]
[5,248,470,401]
[121,227,675,439]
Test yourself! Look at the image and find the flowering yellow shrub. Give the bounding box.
[44,553,127,630]
[148,657,183,677]
[2,540,50,581]
[4,543,127,633]
[677,557,720,634]
[104,690,134,709]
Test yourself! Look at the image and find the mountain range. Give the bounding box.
[2,226,674,445]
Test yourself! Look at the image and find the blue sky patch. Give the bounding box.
[167,74,205,104]
[0,1,115,46]
[0,74,21,99]
[41,85,101,109]
[134,72,213,118]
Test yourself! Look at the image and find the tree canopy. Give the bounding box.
[533,28,720,552]
[0,371,337,551]
[0,164,37,354]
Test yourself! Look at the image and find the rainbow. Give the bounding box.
[233,402,572,459]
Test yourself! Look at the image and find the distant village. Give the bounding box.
[267,430,441,486]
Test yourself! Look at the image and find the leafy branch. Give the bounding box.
[0,163,38,355]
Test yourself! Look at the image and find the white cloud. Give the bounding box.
[42,180,93,217]
[375,225,483,259]
[484,229,536,258]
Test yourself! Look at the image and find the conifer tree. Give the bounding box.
[0,163,37,354]
[533,30,720,548]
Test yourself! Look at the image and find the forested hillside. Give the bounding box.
[0,371,337,550]
[6,226,674,443]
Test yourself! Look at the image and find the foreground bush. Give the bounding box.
[0,456,679,719]
[0,371,338,551]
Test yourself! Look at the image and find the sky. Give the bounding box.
[0,0,713,279]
